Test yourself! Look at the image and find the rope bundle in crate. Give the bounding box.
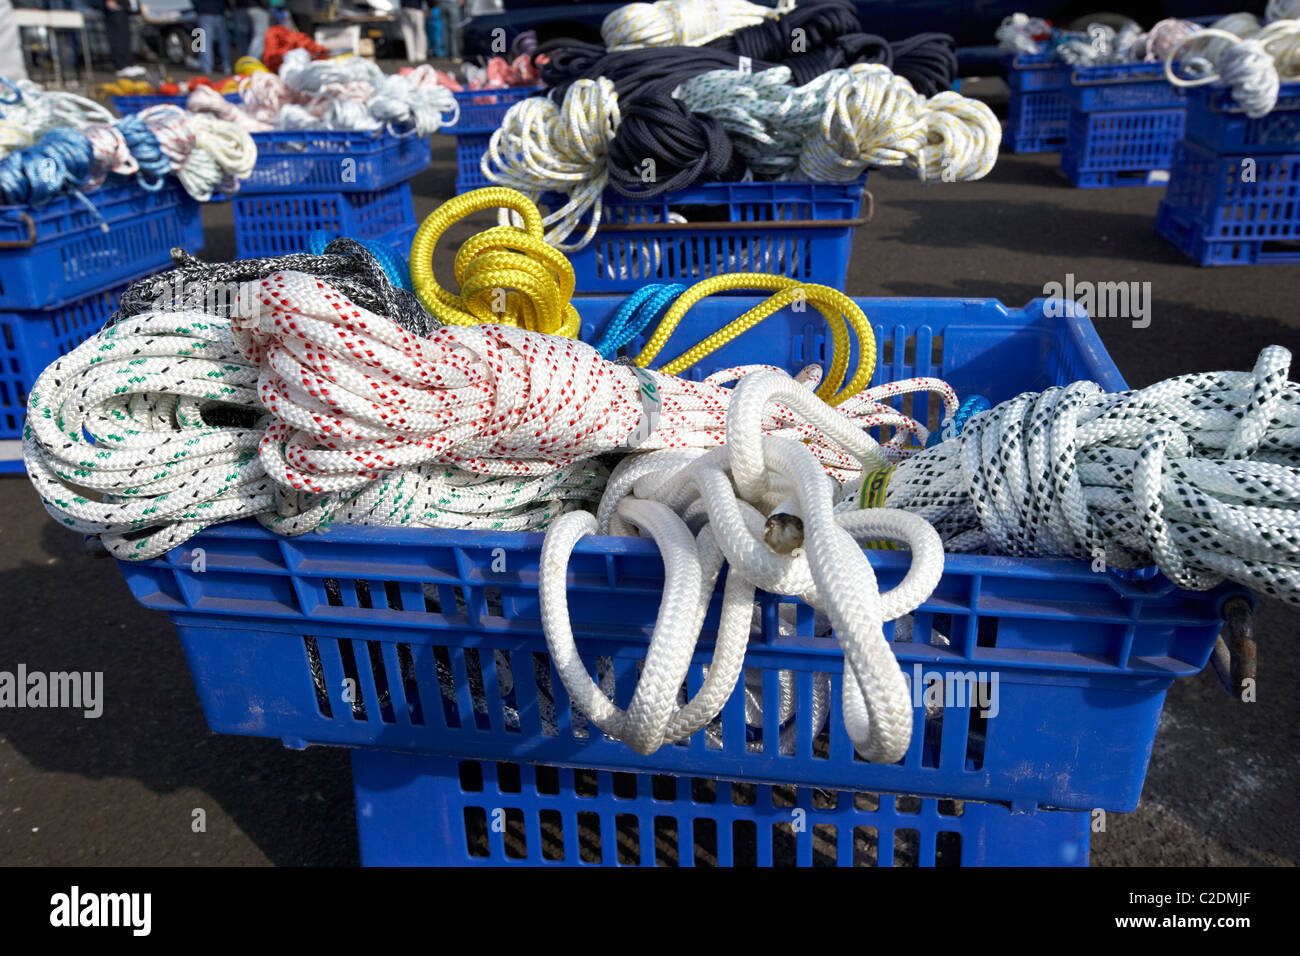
[483,63,998,250]
[184,50,460,135]
[21,189,1300,766]
[0,91,256,203]
[1165,17,1300,118]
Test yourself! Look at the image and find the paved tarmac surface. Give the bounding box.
[1,77,1298,866]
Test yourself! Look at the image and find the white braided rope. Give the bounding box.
[877,346,1300,606]
[483,79,621,252]
[541,370,947,762]
[601,0,795,51]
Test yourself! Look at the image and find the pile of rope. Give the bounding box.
[261,24,329,74]
[541,1,960,96]
[0,79,115,159]
[601,0,794,50]
[22,188,1300,763]
[483,62,997,249]
[462,56,544,90]
[874,345,1300,607]
[1165,15,1300,118]
[995,12,1205,68]
[0,102,255,205]
[186,50,459,136]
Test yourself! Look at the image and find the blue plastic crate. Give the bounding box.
[352,753,1091,866]
[1068,63,1186,111]
[455,131,493,192]
[1006,53,1067,91]
[450,86,541,135]
[1157,140,1300,265]
[1062,103,1186,188]
[1061,63,1187,187]
[0,280,129,472]
[239,130,431,194]
[1183,81,1300,155]
[553,181,866,293]
[1007,89,1070,153]
[0,182,202,309]
[111,92,241,113]
[231,182,416,258]
[115,295,1242,813]
[1005,54,1069,153]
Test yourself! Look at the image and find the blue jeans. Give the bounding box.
[197,13,232,74]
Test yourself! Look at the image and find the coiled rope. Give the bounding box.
[409,187,581,336]
[0,79,115,159]
[540,369,951,761]
[480,79,619,253]
[601,0,794,51]
[484,66,996,250]
[1166,18,1300,118]
[191,50,459,135]
[875,346,1300,607]
[680,64,999,182]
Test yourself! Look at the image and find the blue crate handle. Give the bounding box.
[0,211,37,248]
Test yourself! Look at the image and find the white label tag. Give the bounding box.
[624,366,662,449]
[737,56,752,75]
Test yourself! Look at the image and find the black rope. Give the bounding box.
[606,81,747,198]
[109,239,438,336]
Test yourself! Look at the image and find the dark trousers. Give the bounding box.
[106,6,131,72]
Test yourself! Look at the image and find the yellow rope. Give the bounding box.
[634,274,876,406]
[409,187,581,338]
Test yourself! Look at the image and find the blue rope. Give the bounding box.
[305,230,412,291]
[117,114,171,192]
[926,393,990,447]
[592,282,687,359]
[0,128,96,206]
[0,78,23,106]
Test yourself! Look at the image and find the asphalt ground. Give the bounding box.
[0,77,1298,867]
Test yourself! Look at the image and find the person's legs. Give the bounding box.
[107,5,132,73]
[414,8,427,60]
[247,7,268,60]
[216,15,232,72]
[399,8,416,63]
[232,8,251,59]
[196,13,218,74]
[445,1,460,59]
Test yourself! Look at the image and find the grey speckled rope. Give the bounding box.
[108,239,438,336]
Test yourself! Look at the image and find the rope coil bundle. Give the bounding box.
[0,86,255,203]
[874,345,1300,607]
[601,0,794,51]
[186,50,460,136]
[483,64,997,250]
[0,79,115,159]
[1166,17,1300,118]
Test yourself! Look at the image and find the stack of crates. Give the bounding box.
[230,130,432,258]
[1062,63,1188,187]
[1156,81,1300,265]
[1005,53,1069,153]
[0,183,203,472]
[113,295,1244,866]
